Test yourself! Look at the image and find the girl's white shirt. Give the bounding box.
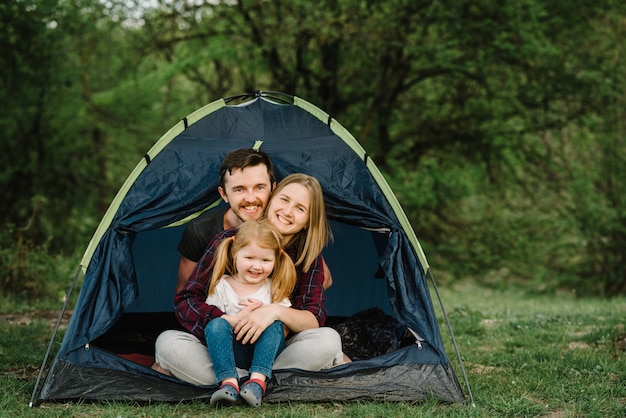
[206,275,291,315]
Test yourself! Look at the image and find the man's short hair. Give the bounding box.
[219,148,276,187]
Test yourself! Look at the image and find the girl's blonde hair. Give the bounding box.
[266,173,331,272]
[208,220,297,303]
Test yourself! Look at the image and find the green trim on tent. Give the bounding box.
[79,99,227,272]
[293,97,429,271]
[165,199,223,228]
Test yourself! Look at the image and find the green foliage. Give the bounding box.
[0,321,51,368]
[0,222,63,302]
[2,0,626,296]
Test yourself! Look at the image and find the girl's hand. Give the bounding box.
[238,298,263,309]
[221,299,262,328]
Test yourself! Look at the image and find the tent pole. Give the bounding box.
[427,268,476,407]
[29,265,83,407]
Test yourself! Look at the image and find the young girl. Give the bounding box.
[205,220,296,407]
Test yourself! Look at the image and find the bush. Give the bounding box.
[0,223,59,301]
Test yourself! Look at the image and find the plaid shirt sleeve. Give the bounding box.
[174,229,235,339]
[289,248,328,327]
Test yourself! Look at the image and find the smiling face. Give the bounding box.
[265,183,311,244]
[233,240,276,285]
[218,164,272,223]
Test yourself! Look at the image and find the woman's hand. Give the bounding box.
[234,304,280,344]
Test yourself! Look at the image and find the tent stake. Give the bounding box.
[29,265,83,407]
[427,268,476,407]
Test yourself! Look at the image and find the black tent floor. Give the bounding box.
[38,355,466,404]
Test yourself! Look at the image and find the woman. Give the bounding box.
[154,174,345,386]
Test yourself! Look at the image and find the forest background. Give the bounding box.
[2,0,626,304]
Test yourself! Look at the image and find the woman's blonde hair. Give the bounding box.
[208,220,296,303]
[266,173,331,272]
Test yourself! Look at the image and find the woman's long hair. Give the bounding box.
[208,220,297,303]
[266,173,331,272]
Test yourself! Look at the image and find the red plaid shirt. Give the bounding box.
[174,228,327,340]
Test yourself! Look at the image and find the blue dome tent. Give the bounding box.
[31,92,471,405]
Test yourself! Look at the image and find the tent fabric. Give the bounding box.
[34,93,466,405]
[40,349,463,403]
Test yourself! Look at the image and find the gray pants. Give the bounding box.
[154,327,344,386]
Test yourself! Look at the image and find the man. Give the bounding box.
[175,148,276,292]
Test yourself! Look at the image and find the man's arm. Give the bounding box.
[177,256,197,293]
[176,206,228,292]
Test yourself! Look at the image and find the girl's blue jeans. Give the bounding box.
[204,317,285,383]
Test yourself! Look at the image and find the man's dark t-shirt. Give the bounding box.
[177,205,229,262]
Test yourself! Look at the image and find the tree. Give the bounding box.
[3,0,626,297]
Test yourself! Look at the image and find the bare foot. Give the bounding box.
[151,362,173,377]
[335,352,352,366]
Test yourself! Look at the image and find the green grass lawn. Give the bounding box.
[1,281,624,417]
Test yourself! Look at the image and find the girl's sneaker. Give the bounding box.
[210,382,241,407]
[240,378,267,407]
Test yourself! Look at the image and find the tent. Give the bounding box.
[31,91,472,406]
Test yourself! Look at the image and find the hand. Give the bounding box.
[238,298,263,309]
[221,299,262,328]
[234,304,278,344]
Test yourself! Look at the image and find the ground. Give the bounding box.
[0,310,71,328]
[0,310,71,380]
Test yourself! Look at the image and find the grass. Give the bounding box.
[1,281,625,417]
